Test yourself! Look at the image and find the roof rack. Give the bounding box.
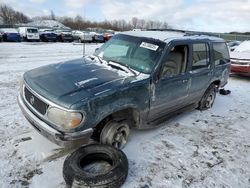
[146,28,219,37]
[147,28,186,33]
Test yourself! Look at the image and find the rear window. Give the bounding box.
[213,42,230,66]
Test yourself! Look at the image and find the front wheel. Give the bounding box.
[100,121,130,149]
[198,84,217,110]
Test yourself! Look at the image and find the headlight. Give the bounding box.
[47,107,84,129]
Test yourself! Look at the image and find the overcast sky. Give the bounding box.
[1,0,250,32]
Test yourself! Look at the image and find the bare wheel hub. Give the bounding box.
[100,122,130,149]
[205,91,215,108]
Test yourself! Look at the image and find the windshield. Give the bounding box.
[234,41,250,52]
[27,29,38,33]
[94,34,165,74]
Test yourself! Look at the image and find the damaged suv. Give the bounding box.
[18,31,230,149]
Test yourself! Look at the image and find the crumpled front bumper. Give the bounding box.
[18,94,93,147]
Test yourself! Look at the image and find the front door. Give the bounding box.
[148,43,191,121]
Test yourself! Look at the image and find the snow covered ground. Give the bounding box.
[0,42,249,188]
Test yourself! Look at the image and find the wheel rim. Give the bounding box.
[205,91,215,108]
[101,122,129,149]
[111,126,129,149]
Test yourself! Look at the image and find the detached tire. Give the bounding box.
[198,84,217,110]
[63,144,128,188]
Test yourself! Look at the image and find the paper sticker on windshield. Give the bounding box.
[140,42,159,51]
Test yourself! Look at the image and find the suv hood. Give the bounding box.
[24,58,146,108]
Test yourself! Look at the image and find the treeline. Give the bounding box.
[0,4,30,25]
[229,32,250,35]
[57,16,171,31]
[0,4,171,31]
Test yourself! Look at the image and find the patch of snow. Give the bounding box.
[26,20,69,29]
[87,55,134,77]
[94,89,111,96]
[234,40,250,53]
[122,31,185,42]
[75,78,98,87]
[0,28,19,33]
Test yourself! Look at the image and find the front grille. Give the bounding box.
[24,87,49,115]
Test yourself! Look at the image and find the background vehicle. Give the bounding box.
[18,31,230,149]
[0,28,21,42]
[230,40,250,76]
[93,33,104,43]
[55,30,74,42]
[72,30,93,43]
[89,31,96,41]
[18,27,40,42]
[227,40,241,52]
[103,32,114,42]
[39,29,57,42]
[0,31,3,42]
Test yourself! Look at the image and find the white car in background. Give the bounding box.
[227,41,241,52]
[72,30,93,43]
[230,40,250,76]
[18,27,40,42]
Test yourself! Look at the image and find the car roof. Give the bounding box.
[0,28,18,33]
[122,31,224,43]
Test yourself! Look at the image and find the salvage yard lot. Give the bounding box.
[0,42,249,188]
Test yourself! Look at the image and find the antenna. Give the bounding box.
[83,7,86,57]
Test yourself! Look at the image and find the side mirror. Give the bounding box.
[95,48,99,52]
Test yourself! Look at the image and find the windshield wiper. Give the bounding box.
[89,55,106,64]
[108,60,137,76]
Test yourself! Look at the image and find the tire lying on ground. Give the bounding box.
[219,89,231,95]
[63,144,128,188]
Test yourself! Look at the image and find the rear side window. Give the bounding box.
[213,43,230,66]
[192,43,210,70]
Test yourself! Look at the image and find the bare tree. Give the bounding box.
[132,17,138,29]
[0,4,29,25]
[50,10,56,20]
[0,4,15,25]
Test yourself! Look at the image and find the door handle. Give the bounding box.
[182,79,188,83]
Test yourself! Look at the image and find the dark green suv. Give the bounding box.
[18,31,230,149]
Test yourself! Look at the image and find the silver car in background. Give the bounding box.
[72,30,93,43]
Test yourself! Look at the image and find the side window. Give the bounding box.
[192,43,210,70]
[213,42,230,66]
[161,45,188,77]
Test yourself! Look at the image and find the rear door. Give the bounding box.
[188,42,213,103]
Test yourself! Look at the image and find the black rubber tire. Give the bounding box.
[63,144,128,188]
[219,89,231,95]
[198,84,217,110]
